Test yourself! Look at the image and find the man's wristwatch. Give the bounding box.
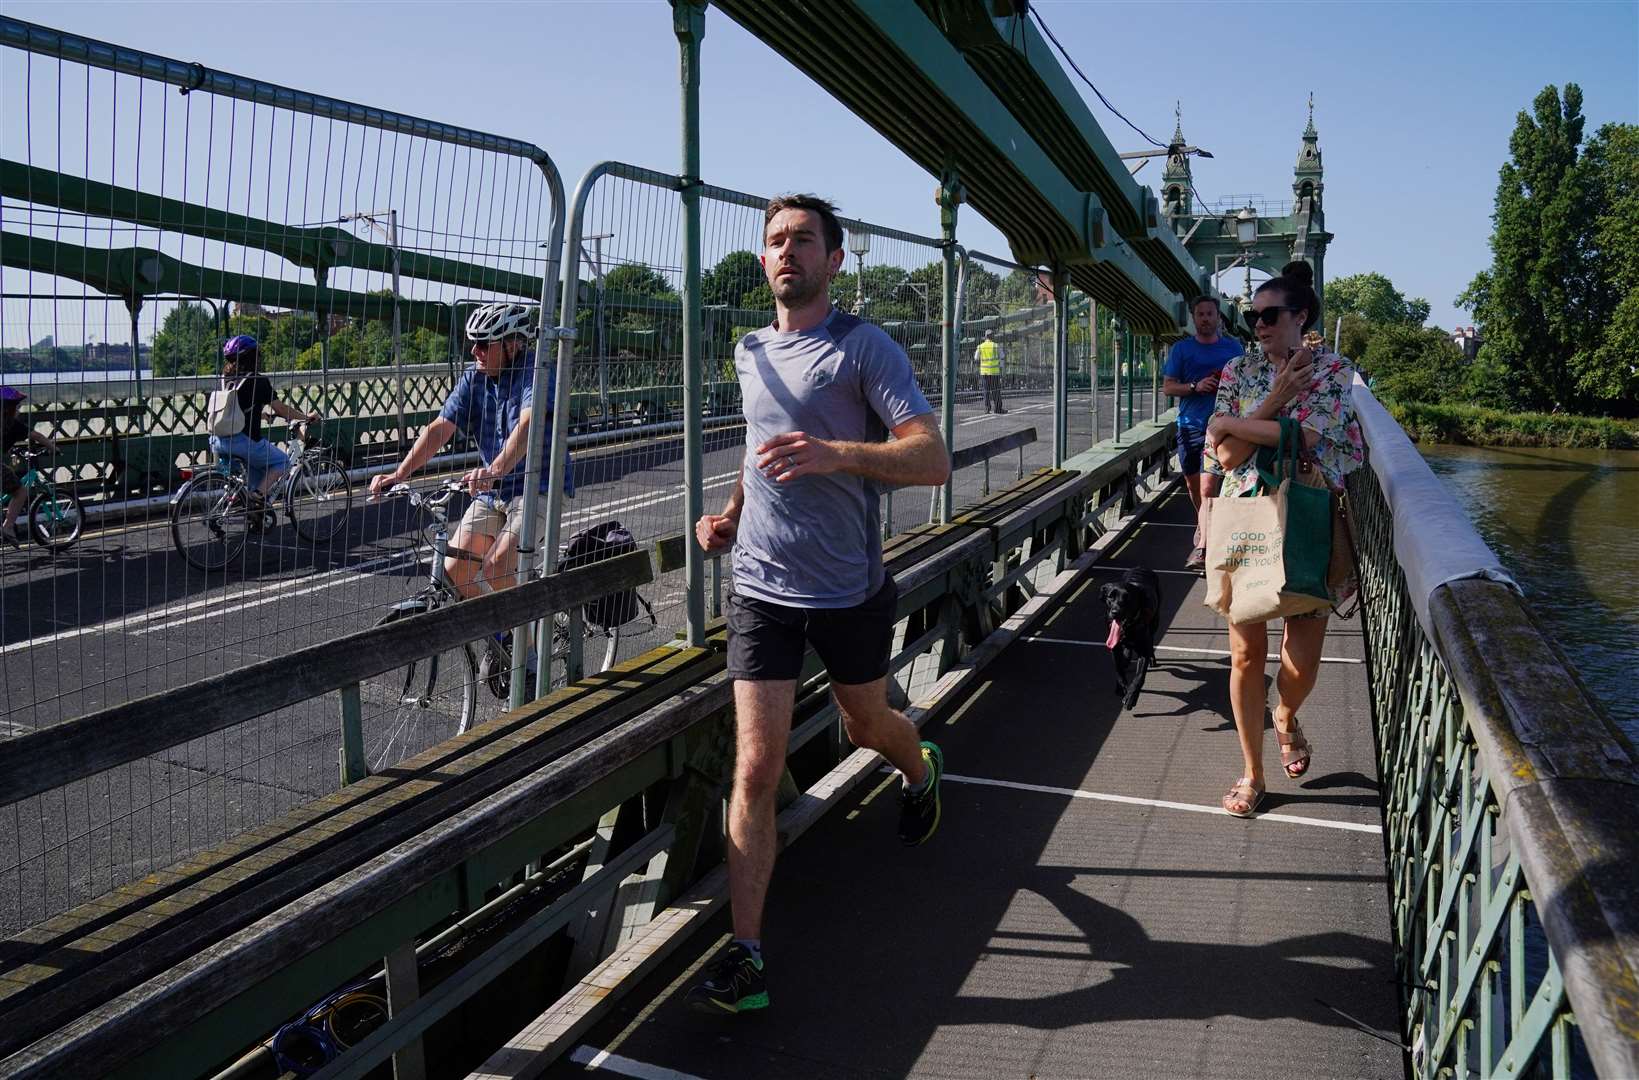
[1189,381,1198,394]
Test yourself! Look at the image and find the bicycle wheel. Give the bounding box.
[170,473,249,571]
[286,456,352,542]
[28,484,84,550]
[358,605,478,772]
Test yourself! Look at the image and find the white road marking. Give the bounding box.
[1024,636,1363,664]
[566,471,742,526]
[569,1046,709,1080]
[130,549,423,635]
[942,773,1382,834]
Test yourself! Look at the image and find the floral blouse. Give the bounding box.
[1205,347,1364,497]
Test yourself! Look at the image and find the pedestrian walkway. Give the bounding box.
[546,487,1401,1079]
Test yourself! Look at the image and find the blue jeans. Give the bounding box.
[209,433,290,492]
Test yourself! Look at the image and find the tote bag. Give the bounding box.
[206,377,248,437]
[1203,418,1334,624]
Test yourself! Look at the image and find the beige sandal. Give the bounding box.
[1222,777,1265,818]
[1276,718,1313,779]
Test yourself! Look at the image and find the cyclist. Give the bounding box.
[2,386,59,545]
[210,335,320,506]
[369,302,571,600]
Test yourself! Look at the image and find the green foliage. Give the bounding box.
[1458,84,1638,414]
[1386,399,1639,449]
[602,262,675,299]
[1359,324,1469,405]
[151,302,218,377]
[702,250,765,309]
[1324,272,1429,327]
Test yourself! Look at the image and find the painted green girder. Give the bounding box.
[0,159,543,300]
[710,0,1183,332]
[0,231,454,331]
[913,0,1206,301]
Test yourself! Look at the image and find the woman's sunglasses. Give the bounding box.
[1243,306,1302,330]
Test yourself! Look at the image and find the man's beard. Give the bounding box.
[772,269,828,309]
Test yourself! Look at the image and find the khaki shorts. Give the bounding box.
[457,492,549,546]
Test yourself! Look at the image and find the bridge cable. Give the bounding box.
[1028,8,1167,150]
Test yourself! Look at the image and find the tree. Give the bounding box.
[601,262,675,299]
[1459,84,1606,412]
[1578,122,1639,410]
[151,302,217,377]
[702,250,765,309]
[1360,325,1469,405]
[1324,272,1430,327]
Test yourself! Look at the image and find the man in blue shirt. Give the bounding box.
[1163,296,1243,570]
[369,301,569,597]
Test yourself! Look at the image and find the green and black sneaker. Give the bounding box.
[685,942,768,1015]
[898,741,944,846]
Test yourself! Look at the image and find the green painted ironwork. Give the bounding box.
[1348,460,1638,1079]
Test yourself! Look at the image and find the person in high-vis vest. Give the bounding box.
[976,330,1006,414]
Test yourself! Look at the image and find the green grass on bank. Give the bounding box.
[1386,399,1639,450]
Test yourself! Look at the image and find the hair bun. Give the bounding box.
[1279,260,1315,288]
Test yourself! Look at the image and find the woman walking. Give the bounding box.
[1204,263,1363,817]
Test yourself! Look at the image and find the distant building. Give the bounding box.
[1452,325,1481,361]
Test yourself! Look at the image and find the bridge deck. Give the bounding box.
[543,487,1401,1080]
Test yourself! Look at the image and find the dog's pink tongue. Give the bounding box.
[1105,621,1122,649]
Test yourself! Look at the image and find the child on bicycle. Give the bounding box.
[209,336,320,505]
[2,386,59,545]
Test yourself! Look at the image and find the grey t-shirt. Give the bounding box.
[732,309,934,609]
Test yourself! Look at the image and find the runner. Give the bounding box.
[689,194,951,1014]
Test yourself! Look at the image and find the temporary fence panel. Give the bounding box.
[0,19,564,933]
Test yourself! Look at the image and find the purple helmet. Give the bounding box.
[223,334,259,358]
[0,386,25,402]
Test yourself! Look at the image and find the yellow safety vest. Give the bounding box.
[977,340,1001,375]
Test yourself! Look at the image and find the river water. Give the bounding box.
[1418,443,1639,744]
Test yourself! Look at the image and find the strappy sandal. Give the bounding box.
[1275,718,1313,779]
[1222,777,1264,818]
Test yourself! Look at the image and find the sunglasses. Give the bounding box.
[1243,306,1302,331]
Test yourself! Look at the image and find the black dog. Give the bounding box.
[1101,567,1161,710]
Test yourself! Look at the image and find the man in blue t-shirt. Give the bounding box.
[1163,296,1244,570]
[689,194,951,1016]
[369,301,570,597]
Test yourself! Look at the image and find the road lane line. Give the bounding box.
[942,773,1381,834]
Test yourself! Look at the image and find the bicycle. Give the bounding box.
[168,420,352,571]
[1,446,83,551]
[361,482,640,773]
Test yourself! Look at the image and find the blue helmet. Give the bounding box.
[223,334,259,358]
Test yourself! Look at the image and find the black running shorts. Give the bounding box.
[726,576,898,685]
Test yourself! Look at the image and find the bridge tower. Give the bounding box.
[1171,97,1333,309]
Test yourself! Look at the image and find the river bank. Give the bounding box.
[1389,400,1638,449]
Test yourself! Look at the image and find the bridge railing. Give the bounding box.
[0,425,1179,1079]
[1348,382,1639,1079]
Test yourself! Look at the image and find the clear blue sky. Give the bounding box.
[5,0,1637,333]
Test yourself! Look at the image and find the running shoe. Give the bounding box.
[898,741,944,846]
[1184,546,1207,571]
[685,942,768,1015]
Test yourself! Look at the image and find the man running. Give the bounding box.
[369,301,569,598]
[1162,295,1243,570]
[688,194,951,1015]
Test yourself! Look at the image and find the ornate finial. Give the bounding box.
[1173,100,1185,145]
[1304,92,1317,138]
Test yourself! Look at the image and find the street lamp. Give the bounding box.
[1235,205,1258,301]
[847,229,871,314]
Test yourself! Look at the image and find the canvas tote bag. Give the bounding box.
[206,376,248,437]
[1203,418,1334,624]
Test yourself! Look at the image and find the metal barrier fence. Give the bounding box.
[1347,393,1638,1078]
[0,17,567,932]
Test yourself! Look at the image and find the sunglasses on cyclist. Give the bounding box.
[1243,306,1302,331]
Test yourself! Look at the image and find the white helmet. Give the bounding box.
[465,302,536,343]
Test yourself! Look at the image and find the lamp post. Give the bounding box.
[1235,205,1258,302]
[847,229,871,314]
